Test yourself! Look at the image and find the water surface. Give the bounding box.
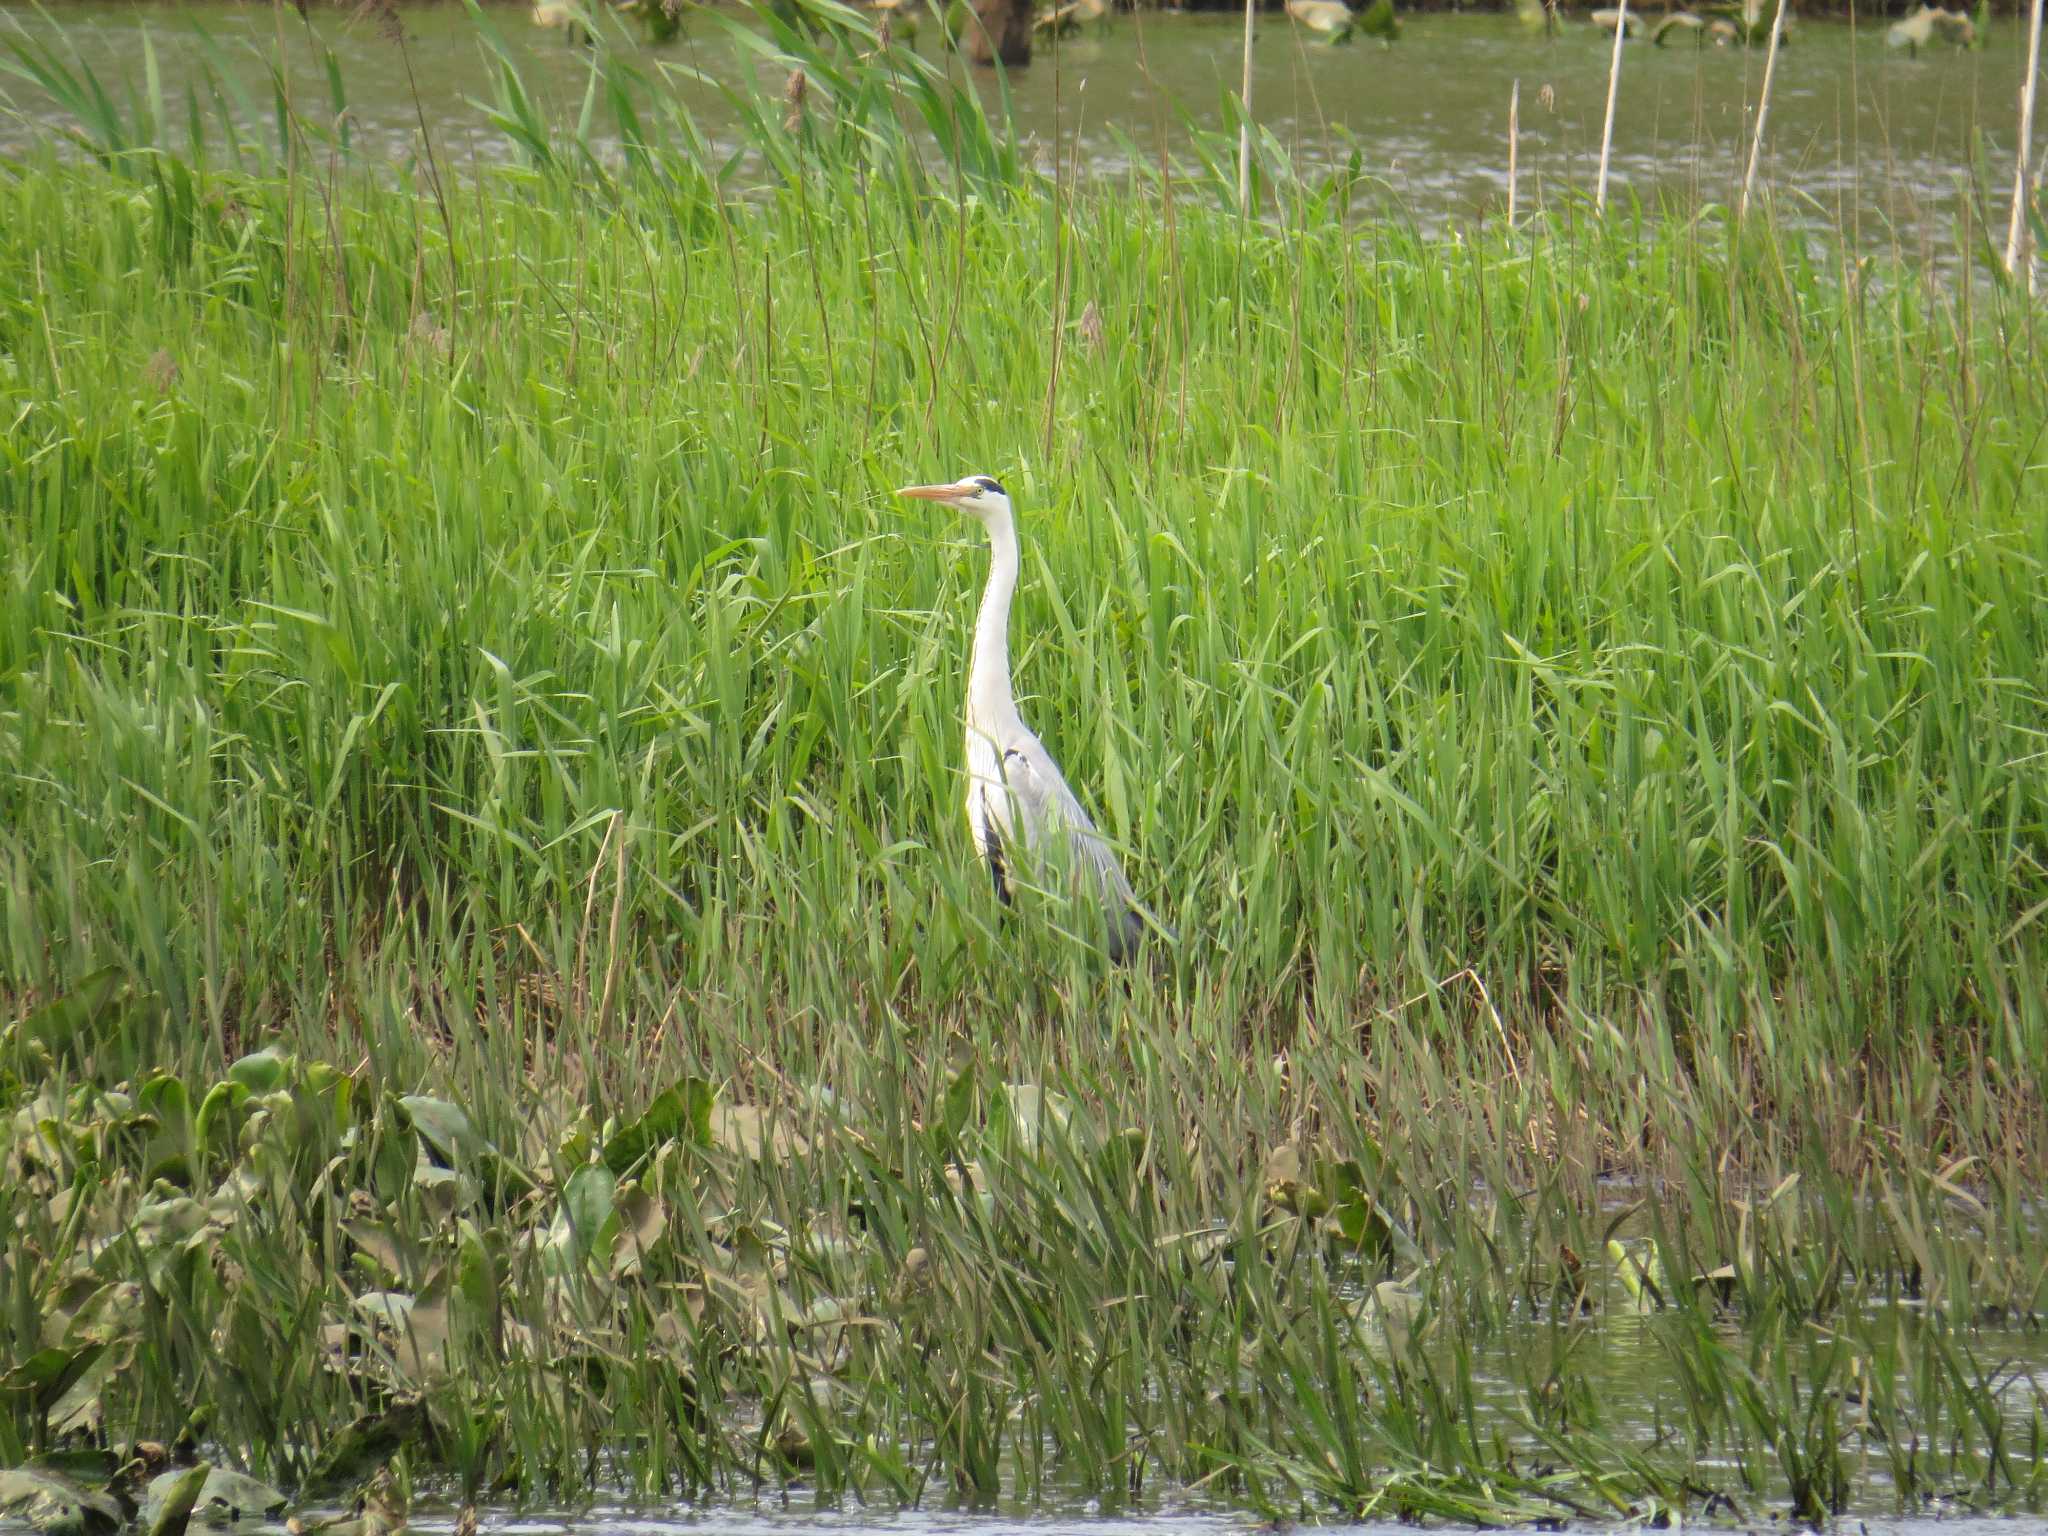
[1,0,2037,255]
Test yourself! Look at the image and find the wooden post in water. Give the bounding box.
[1739,0,1791,220]
[2006,0,2044,288]
[1507,79,1520,228]
[1595,0,1627,214]
[1239,0,1256,212]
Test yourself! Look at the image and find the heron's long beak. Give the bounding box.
[895,482,970,504]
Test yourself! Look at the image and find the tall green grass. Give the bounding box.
[5,16,2044,1135]
[1,15,2046,1520]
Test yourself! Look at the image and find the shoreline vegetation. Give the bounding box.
[5,0,2040,16]
[4,4,2047,1529]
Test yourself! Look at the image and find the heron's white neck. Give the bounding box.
[967,508,1020,731]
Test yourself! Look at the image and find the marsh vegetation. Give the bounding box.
[3,5,2046,1529]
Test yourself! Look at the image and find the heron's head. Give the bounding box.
[895,475,1012,527]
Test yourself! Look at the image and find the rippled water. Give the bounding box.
[0,0,2038,253]
[363,1299,2048,1531]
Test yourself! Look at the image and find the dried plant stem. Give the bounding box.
[2005,0,2044,286]
[1595,0,1627,214]
[1507,79,1520,228]
[1740,0,1791,221]
[1238,0,1256,212]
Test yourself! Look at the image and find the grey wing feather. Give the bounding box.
[999,742,1139,909]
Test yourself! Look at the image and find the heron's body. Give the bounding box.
[899,475,1155,961]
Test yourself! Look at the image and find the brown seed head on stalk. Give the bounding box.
[1078,299,1103,352]
[144,349,179,395]
[354,0,406,45]
[783,68,808,133]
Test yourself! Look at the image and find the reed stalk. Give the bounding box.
[1507,78,1520,227]
[1239,0,1256,212]
[1596,0,1627,213]
[1739,0,1792,220]
[2005,0,2043,286]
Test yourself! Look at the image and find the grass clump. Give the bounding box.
[2,15,2047,1526]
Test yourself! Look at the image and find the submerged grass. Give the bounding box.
[2,9,2047,1525]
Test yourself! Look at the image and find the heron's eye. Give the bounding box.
[973,476,1005,496]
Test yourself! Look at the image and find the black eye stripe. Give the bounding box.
[972,476,1005,497]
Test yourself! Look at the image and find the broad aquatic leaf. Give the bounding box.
[353,1129,404,1213]
[65,1281,144,1346]
[396,1096,484,1163]
[352,1283,451,1382]
[352,1291,416,1332]
[938,1063,976,1144]
[1320,1157,1407,1264]
[996,1083,1070,1158]
[1,1343,104,1400]
[192,1080,252,1157]
[48,1342,120,1438]
[137,1073,194,1132]
[188,1468,286,1525]
[455,1221,505,1334]
[412,1162,476,1221]
[1261,1140,1330,1218]
[6,967,130,1061]
[302,1399,426,1496]
[0,1467,124,1536]
[132,1190,210,1242]
[141,1464,211,1536]
[302,1062,353,1132]
[1608,1237,1668,1312]
[602,1077,716,1174]
[341,1216,406,1284]
[547,1164,618,1273]
[227,1049,290,1096]
[610,1183,668,1278]
[393,1283,453,1382]
[1353,1279,1430,1360]
[396,1096,534,1197]
[711,1103,808,1162]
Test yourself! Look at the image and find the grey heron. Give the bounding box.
[898,474,1167,962]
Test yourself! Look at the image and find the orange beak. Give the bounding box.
[895,481,975,504]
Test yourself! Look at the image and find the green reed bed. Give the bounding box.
[3,10,2047,1525]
